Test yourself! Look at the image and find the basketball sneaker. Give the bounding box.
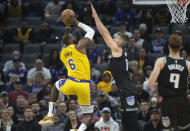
[39,115,55,126]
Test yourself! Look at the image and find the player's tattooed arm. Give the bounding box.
[91,4,121,57]
[148,57,164,89]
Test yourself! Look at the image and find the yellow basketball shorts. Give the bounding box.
[55,76,93,106]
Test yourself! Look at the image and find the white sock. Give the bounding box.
[77,123,87,131]
[47,102,55,117]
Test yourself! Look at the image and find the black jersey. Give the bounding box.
[109,47,137,96]
[158,56,189,97]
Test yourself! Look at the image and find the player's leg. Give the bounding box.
[74,81,93,131]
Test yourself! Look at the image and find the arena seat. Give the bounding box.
[7,17,22,26]
[94,62,109,73]
[2,44,20,54]
[23,44,41,54]
[43,44,61,54]
[26,17,42,26]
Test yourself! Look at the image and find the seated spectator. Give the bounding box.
[0,91,10,108]
[23,0,43,17]
[6,56,27,85]
[37,82,53,105]
[27,59,51,87]
[181,49,188,59]
[95,107,119,131]
[133,28,145,49]
[8,105,19,125]
[129,60,139,74]
[0,98,5,112]
[93,100,101,118]
[16,106,41,131]
[97,71,112,93]
[28,93,37,105]
[57,101,67,124]
[6,74,19,92]
[91,81,100,100]
[147,27,168,54]
[86,39,102,65]
[32,21,54,46]
[31,102,43,121]
[28,72,46,93]
[91,64,101,85]
[3,50,26,77]
[64,110,81,131]
[7,0,23,17]
[127,37,139,61]
[136,80,150,103]
[143,66,154,95]
[139,23,151,42]
[149,92,159,111]
[143,109,162,131]
[14,96,27,123]
[41,113,65,131]
[99,0,116,17]
[112,100,122,124]
[108,80,120,102]
[13,20,32,52]
[45,49,64,82]
[97,91,118,110]
[137,100,150,122]
[114,1,136,27]
[0,108,16,131]
[44,0,64,18]
[61,0,78,12]
[154,8,169,26]
[67,99,82,118]
[8,80,29,105]
[113,22,133,38]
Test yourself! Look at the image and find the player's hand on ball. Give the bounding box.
[65,15,78,26]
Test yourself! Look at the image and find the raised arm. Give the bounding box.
[91,4,121,57]
[148,57,165,89]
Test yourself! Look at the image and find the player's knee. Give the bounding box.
[80,105,94,114]
[55,79,66,92]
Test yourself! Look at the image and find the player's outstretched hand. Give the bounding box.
[65,15,78,26]
[91,3,98,18]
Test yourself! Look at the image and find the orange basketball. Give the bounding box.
[61,9,75,26]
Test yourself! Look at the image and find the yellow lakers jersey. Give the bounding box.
[60,44,90,80]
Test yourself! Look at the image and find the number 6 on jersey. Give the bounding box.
[68,59,76,70]
[170,73,180,88]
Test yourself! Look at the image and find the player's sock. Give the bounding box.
[47,102,55,117]
[78,123,87,131]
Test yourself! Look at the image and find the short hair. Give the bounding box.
[118,33,129,45]
[24,106,32,112]
[169,34,182,52]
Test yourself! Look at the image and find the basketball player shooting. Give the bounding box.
[39,9,95,131]
[91,4,142,131]
[148,34,190,131]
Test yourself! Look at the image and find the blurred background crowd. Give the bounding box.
[0,0,190,130]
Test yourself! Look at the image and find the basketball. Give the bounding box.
[61,9,75,26]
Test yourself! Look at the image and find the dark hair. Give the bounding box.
[24,106,32,112]
[169,34,182,52]
[31,102,39,106]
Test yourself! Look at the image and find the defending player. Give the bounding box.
[91,4,142,131]
[39,14,95,131]
[149,34,190,131]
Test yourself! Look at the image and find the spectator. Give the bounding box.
[28,71,46,93]
[8,105,19,125]
[127,37,139,61]
[44,0,64,18]
[143,109,162,131]
[129,60,139,74]
[7,0,23,17]
[108,80,120,102]
[181,49,188,59]
[41,113,65,131]
[31,102,43,121]
[149,92,159,111]
[23,0,43,17]
[136,80,150,103]
[112,100,122,124]
[0,73,7,93]
[32,21,54,46]
[6,56,27,85]
[86,39,102,65]
[13,20,32,52]
[133,28,145,49]
[0,108,15,131]
[16,106,41,131]
[143,65,154,95]
[8,80,29,105]
[137,100,150,122]
[95,107,119,131]
[64,110,81,131]
[97,71,112,93]
[91,63,101,85]
[45,49,64,82]
[0,98,5,112]
[139,23,151,42]
[99,0,117,17]
[61,0,77,12]
[91,81,100,100]
[14,96,26,123]
[57,101,67,124]
[3,50,26,77]
[148,27,167,54]
[0,91,10,108]
[113,22,133,38]
[93,100,101,118]
[28,93,37,105]
[114,1,136,27]
[97,91,118,110]
[67,99,82,118]
[154,8,169,26]
[27,59,51,87]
